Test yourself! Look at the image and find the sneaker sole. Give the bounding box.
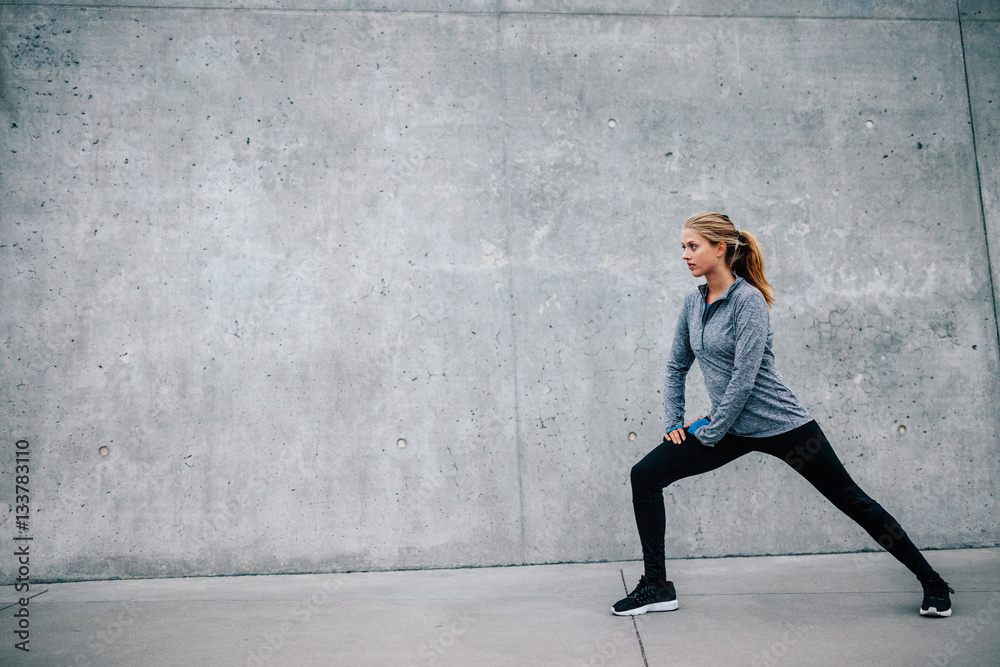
[612,600,679,616]
[919,607,952,617]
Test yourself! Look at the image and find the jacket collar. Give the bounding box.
[698,276,745,304]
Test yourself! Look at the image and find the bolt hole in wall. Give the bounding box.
[897,425,907,435]
[865,119,875,128]
[628,432,637,441]
[608,119,616,128]
[98,446,110,457]
[397,438,407,449]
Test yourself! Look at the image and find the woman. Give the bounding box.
[612,212,953,618]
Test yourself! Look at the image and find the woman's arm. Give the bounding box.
[693,291,768,446]
[663,299,695,438]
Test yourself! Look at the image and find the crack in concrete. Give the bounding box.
[620,568,650,667]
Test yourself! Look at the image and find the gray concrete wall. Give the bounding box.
[1,1,998,583]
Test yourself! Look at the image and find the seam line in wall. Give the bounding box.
[495,8,527,565]
[957,1,1000,361]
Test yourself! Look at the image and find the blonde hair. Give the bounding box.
[684,212,775,309]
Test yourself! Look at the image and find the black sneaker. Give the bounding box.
[612,576,679,616]
[919,572,954,617]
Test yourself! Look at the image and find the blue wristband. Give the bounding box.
[687,418,711,436]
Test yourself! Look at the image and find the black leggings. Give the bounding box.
[630,420,933,581]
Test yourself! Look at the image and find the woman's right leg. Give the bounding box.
[630,435,747,580]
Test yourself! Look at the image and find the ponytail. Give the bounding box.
[731,230,774,308]
[683,212,775,309]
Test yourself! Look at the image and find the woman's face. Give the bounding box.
[681,228,727,278]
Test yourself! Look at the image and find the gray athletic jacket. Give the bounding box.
[664,277,813,446]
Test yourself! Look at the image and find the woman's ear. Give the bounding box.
[716,241,727,257]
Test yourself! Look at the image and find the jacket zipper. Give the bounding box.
[701,300,715,349]
[700,279,738,348]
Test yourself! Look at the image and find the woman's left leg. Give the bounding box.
[754,421,953,616]
[753,421,934,579]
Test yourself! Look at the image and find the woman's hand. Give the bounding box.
[665,426,686,444]
[666,416,706,444]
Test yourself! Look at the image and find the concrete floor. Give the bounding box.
[1,548,998,666]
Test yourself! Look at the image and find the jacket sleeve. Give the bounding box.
[663,299,695,434]
[695,291,768,446]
